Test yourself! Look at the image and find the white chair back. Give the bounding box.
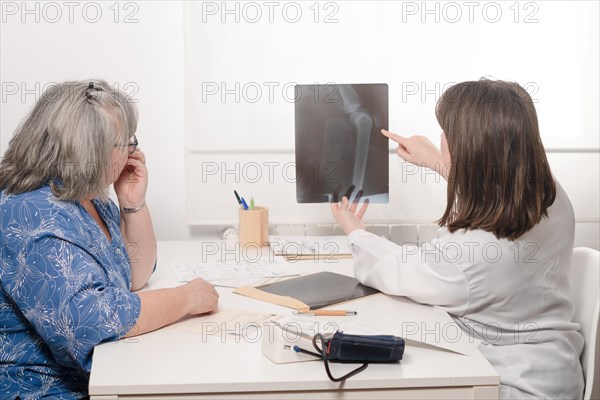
[570,247,600,400]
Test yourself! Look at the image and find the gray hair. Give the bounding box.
[0,80,138,202]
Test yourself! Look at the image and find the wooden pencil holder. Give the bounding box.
[239,206,269,248]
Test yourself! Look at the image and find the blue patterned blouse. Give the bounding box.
[0,185,142,399]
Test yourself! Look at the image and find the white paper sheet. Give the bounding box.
[274,295,481,356]
[169,308,282,339]
[210,276,285,288]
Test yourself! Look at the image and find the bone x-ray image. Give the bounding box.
[294,84,389,204]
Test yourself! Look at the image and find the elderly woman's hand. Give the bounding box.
[181,278,220,315]
[114,148,148,209]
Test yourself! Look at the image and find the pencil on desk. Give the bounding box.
[293,310,357,316]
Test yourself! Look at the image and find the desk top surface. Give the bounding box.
[89,241,499,396]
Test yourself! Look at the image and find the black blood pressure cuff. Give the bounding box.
[325,332,405,363]
[295,331,405,382]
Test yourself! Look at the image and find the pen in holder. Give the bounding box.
[239,206,269,248]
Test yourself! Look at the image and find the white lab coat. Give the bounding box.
[349,182,584,399]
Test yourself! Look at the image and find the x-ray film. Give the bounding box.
[294,84,389,203]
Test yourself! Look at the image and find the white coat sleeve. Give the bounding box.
[348,229,470,313]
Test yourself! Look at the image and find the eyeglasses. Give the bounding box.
[128,135,138,154]
[114,135,138,154]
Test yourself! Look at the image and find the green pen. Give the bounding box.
[250,197,255,210]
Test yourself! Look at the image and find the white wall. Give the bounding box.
[1,1,189,239]
[185,1,599,151]
[1,1,598,249]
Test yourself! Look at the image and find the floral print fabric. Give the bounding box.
[0,186,141,399]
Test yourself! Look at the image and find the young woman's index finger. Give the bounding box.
[381,129,406,145]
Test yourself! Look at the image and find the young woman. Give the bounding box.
[331,79,584,399]
[0,80,218,399]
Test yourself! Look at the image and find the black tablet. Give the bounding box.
[257,271,380,309]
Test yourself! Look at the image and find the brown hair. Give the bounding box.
[436,79,556,240]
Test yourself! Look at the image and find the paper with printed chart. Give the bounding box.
[170,257,299,283]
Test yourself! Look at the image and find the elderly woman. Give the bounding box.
[0,80,219,399]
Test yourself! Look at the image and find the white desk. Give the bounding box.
[89,241,499,399]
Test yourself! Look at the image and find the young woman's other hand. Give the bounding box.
[331,195,369,235]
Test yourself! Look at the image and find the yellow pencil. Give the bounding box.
[293,310,357,316]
